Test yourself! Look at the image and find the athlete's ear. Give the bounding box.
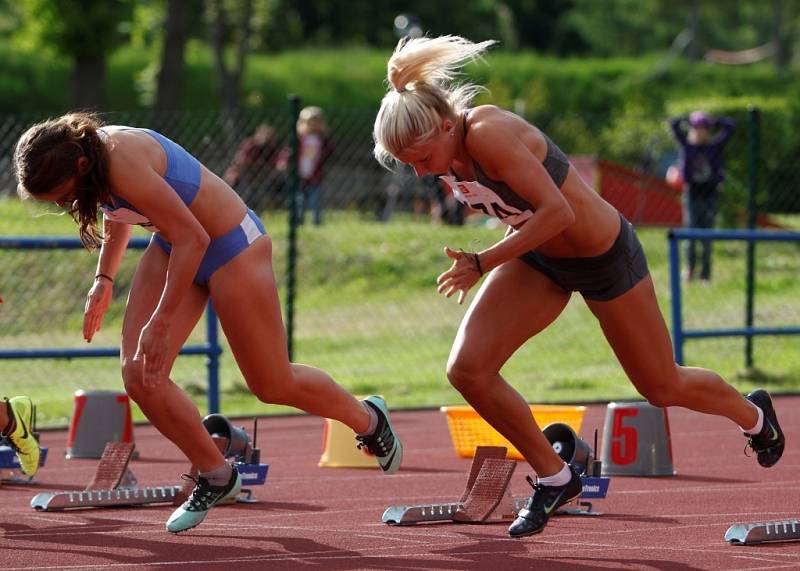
[442,118,455,134]
[76,156,91,175]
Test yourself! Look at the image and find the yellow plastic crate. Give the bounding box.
[440,404,586,460]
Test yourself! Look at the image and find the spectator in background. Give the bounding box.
[669,111,735,281]
[296,107,333,225]
[223,123,283,212]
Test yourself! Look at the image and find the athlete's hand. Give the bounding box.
[133,316,171,388]
[436,246,483,304]
[83,278,113,342]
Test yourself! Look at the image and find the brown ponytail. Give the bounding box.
[14,112,111,250]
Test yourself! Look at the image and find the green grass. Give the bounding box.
[2,198,799,427]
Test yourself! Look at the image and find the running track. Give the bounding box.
[3,398,799,570]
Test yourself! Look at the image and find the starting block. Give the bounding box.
[726,520,800,545]
[382,442,611,526]
[31,442,181,511]
[31,415,269,511]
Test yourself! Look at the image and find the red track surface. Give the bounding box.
[3,399,800,570]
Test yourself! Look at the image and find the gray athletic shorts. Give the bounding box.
[519,214,649,301]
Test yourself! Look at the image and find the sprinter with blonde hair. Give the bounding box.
[374,36,784,538]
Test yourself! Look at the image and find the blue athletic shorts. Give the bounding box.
[519,214,649,301]
[153,209,267,286]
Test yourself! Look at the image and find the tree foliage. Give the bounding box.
[14,0,133,108]
[16,0,133,55]
[2,0,798,111]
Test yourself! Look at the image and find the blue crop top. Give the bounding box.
[99,127,201,233]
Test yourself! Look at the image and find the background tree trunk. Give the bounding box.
[208,0,254,146]
[773,0,793,72]
[71,53,105,110]
[155,0,190,113]
[684,0,701,60]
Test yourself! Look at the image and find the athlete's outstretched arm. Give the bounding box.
[84,218,132,342]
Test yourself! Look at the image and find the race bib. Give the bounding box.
[440,175,533,226]
[101,206,159,232]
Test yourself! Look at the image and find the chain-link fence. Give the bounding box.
[1,105,798,427]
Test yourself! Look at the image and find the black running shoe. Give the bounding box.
[508,465,582,538]
[355,396,403,474]
[744,389,785,468]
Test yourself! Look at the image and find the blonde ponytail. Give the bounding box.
[374,35,496,168]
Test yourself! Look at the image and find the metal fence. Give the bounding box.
[1,105,798,427]
[668,228,800,367]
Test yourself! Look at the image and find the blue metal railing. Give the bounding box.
[0,236,222,414]
[667,228,800,366]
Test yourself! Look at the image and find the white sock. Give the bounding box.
[741,404,764,435]
[200,462,233,487]
[537,462,572,487]
[356,401,378,436]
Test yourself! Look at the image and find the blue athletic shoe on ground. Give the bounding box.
[356,396,403,474]
[744,388,785,468]
[166,466,241,533]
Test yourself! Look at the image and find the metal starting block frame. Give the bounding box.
[31,441,181,511]
[31,464,269,512]
[32,485,183,511]
[31,417,270,512]
[725,520,800,545]
[382,445,611,526]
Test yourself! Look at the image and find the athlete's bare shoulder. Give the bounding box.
[464,106,536,172]
[469,104,530,126]
[103,127,166,181]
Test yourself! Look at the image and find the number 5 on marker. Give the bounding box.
[611,408,638,465]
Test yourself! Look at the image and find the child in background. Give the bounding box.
[296,107,332,225]
[669,111,735,281]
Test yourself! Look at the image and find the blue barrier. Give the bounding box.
[0,236,222,414]
[667,228,800,366]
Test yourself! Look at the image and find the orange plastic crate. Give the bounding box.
[440,404,586,460]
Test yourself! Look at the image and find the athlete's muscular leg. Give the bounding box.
[121,242,224,472]
[447,258,572,477]
[208,235,371,433]
[585,275,758,428]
